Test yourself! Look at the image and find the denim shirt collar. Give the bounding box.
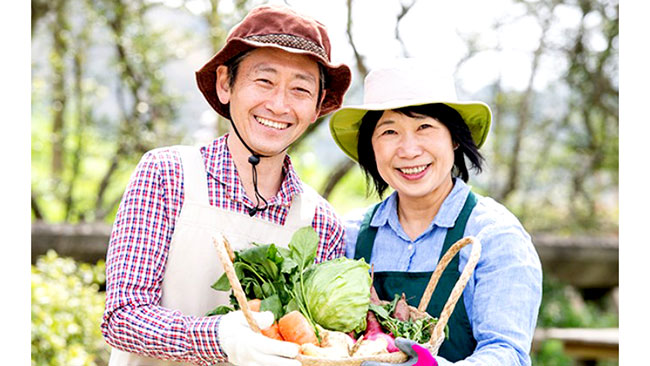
[370,178,472,238]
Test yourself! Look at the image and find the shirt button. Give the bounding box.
[408,244,413,251]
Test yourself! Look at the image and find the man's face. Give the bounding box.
[216,47,322,157]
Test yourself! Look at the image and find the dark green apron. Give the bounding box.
[354,192,478,362]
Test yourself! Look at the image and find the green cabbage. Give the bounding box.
[303,257,371,332]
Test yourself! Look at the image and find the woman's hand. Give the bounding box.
[361,337,444,366]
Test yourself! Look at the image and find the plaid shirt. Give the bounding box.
[101,134,345,365]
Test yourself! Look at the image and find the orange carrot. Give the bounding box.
[261,322,284,340]
[278,310,318,346]
[247,299,261,312]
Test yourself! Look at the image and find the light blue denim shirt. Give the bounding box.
[344,179,542,366]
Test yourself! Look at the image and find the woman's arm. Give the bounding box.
[459,198,543,366]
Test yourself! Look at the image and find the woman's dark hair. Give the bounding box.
[357,103,484,197]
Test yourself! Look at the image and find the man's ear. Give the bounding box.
[312,91,326,124]
[215,65,231,105]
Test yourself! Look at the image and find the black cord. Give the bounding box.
[227,117,296,216]
[247,155,268,216]
[228,121,274,216]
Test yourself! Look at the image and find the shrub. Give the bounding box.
[31,250,110,366]
[532,276,618,366]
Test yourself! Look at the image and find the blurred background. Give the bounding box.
[30,0,619,365]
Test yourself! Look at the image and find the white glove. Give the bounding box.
[218,311,300,366]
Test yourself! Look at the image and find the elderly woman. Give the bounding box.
[329,59,542,366]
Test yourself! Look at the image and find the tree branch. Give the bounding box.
[395,0,417,57]
[499,2,556,201]
[346,0,368,77]
[321,159,356,200]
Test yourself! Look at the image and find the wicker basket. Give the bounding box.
[213,233,481,366]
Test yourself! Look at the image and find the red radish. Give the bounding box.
[393,293,409,321]
[363,311,398,352]
[370,286,381,305]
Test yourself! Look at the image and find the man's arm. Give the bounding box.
[100,149,228,365]
[312,199,346,262]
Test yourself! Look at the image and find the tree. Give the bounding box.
[32,0,183,222]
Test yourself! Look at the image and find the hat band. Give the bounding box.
[244,34,328,60]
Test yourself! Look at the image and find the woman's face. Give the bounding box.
[371,110,455,201]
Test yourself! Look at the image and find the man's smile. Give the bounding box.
[255,116,290,130]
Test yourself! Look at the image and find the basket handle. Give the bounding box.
[417,236,481,353]
[213,233,261,333]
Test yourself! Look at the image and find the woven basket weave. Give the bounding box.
[213,233,481,366]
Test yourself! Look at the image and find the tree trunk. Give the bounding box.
[321,160,356,200]
[50,0,68,181]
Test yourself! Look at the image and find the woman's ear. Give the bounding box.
[215,65,231,105]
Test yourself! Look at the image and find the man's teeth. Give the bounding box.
[399,165,428,175]
[256,117,289,130]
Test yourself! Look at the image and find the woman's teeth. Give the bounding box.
[256,117,289,130]
[399,165,428,175]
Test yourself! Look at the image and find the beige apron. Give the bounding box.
[109,145,319,366]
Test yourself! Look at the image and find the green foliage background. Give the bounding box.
[32,251,109,366]
[31,0,619,364]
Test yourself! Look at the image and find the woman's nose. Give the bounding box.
[397,134,423,158]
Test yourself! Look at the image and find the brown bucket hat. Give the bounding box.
[195,5,352,119]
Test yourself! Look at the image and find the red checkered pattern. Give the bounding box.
[101,134,345,364]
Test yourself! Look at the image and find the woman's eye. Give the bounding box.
[418,123,433,130]
[381,129,396,136]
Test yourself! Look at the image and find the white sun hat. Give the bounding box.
[329,58,492,162]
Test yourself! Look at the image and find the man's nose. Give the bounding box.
[265,88,291,115]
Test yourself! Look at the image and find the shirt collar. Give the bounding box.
[202,134,303,207]
[370,178,471,231]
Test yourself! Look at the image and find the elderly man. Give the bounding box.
[101,5,351,366]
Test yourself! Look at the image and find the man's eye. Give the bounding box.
[256,78,273,85]
[294,87,313,95]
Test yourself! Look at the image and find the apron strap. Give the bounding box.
[354,190,478,264]
[353,203,381,262]
[175,145,209,205]
[285,182,320,229]
[440,191,478,257]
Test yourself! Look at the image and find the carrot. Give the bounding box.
[278,310,319,346]
[247,298,262,312]
[261,322,284,341]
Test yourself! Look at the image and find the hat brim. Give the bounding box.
[195,38,351,119]
[329,98,492,162]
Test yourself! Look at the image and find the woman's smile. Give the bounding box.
[396,164,431,180]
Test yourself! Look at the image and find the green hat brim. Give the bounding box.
[329,99,491,162]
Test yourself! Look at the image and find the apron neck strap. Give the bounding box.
[354,191,478,264]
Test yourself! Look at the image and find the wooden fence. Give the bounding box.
[31,222,619,290]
